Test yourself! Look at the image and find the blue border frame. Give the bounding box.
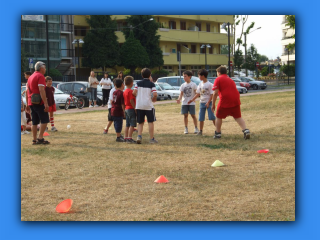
[3,0,318,239]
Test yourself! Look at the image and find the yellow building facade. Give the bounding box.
[74,15,234,77]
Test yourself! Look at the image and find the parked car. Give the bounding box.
[21,86,70,109]
[236,85,248,94]
[132,80,169,101]
[231,77,250,90]
[57,81,103,107]
[155,82,180,100]
[240,76,267,90]
[156,76,201,90]
[52,81,62,88]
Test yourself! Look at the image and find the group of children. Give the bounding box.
[21,71,58,135]
[104,68,158,144]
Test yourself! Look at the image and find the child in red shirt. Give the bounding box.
[45,76,58,131]
[123,76,137,144]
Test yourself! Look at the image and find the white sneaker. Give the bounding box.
[89,105,94,108]
[21,131,25,135]
[24,131,30,134]
[184,127,188,134]
[51,126,58,132]
[194,127,199,134]
[94,105,99,107]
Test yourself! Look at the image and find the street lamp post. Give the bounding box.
[285,48,290,84]
[72,39,84,80]
[244,27,261,77]
[200,44,211,71]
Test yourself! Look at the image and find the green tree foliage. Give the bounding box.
[280,64,295,77]
[242,44,259,71]
[21,48,28,80]
[258,55,269,63]
[285,15,295,51]
[82,15,120,69]
[48,69,62,77]
[122,15,164,69]
[234,49,244,72]
[260,67,268,76]
[221,45,229,54]
[120,31,149,75]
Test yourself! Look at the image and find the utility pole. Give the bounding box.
[45,15,50,73]
[227,22,231,77]
[244,33,247,77]
[177,51,181,81]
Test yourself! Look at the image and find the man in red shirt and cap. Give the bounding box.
[211,66,250,139]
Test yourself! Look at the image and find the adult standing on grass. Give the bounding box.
[25,61,50,144]
[88,71,99,108]
[133,68,158,144]
[117,71,124,81]
[211,66,250,139]
[100,72,112,107]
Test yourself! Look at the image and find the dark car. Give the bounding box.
[57,81,104,107]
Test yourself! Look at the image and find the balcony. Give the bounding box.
[60,23,73,33]
[162,53,231,65]
[153,15,234,23]
[61,49,74,59]
[158,29,233,44]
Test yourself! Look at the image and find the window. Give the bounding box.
[74,83,85,93]
[209,45,213,54]
[177,44,181,52]
[191,44,196,53]
[206,23,210,32]
[180,21,186,30]
[60,83,72,93]
[168,78,179,86]
[200,47,205,54]
[196,22,201,31]
[169,21,176,29]
[75,26,87,36]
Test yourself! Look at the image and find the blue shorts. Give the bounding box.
[113,116,123,133]
[125,109,137,127]
[90,88,97,101]
[181,105,196,115]
[199,102,216,122]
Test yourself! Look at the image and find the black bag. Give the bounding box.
[31,93,41,104]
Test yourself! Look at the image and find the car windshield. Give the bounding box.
[155,85,161,91]
[232,77,241,81]
[246,77,255,81]
[97,85,102,92]
[158,83,175,90]
[191,77,201,85]
[54,87,65,94]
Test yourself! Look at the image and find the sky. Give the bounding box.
[233,15,283,61]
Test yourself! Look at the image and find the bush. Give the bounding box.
[47,69,62,77]
[260,67,268,76]
[280,64,295,77]
[268,73,276,78]
[151,69,169,75]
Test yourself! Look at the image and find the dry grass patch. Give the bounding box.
[21,91,295,221]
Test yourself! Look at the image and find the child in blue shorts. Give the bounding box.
[188,69,215,135]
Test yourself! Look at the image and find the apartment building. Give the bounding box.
[21,15,75,78]
[281,15,295,65]
[73,15,234,77]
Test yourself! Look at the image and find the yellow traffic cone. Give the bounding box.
[211,160,225,167]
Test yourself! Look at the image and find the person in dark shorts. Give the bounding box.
[211,66,250,139]
[25,61,50,144]
[111,78,125,142]
[132,68,158,144]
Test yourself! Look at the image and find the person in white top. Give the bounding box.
[103,80,117,134]
[188,69,216,135]
[100,72,112,107]
[176,70,199,134]
[88,71,99,107]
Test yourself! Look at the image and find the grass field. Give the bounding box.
[21,91,295,221]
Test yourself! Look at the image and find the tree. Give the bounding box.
[82,15,121,70]
[48,69,62,77]
[120,31,149,75]
[260,67,268,76]
[234,49,244,72]
[280,64,295,77]
[221,45,229,54]
[21,48,28,80]
[285,15,295,52]
[258,55,269,63]
[122,15,164,69]
[242,44,259,71]
[233,15,255,52]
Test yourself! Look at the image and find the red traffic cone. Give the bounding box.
[56,199,73,213]
[154,175,169,183]
[43,132,50,137]
[257,149,269,153]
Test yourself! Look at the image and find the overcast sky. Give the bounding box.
[233,15,283,60]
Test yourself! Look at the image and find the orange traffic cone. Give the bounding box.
[43,132,50,137]
[154,175,169,183]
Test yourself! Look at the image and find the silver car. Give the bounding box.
[133,80,169,101]
[240,76,267,90]
[155,82,180,100]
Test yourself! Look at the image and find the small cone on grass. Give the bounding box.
[211,160,225,167]
[56,199,73,213]
[257,149,269,153]
[154,175,169,183]
[43,132,50,137]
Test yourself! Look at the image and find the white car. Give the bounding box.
[155,82,180,100]
[21,86,70,109]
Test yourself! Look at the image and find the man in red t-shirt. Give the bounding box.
[25,61,50,144]
[211,66,250,139]
[123,76,137,143]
